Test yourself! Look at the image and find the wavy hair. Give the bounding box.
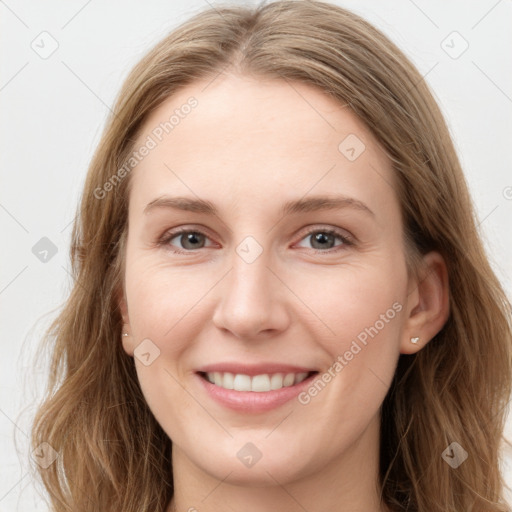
[30,1,512,510]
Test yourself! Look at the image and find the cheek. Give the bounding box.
[289,257,406,355]
[124,259,207,431]
[125,259,202,336]
[291,257,406,434]
[288,258,407,428]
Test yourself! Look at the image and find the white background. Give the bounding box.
[1,0,511,510]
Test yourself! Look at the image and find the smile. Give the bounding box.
[195,365,319,412]
[202,371,314,392]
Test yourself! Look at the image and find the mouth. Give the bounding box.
[195,367,319,412]
[198,370,318,392]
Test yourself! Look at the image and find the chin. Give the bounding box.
[183,438,315,488]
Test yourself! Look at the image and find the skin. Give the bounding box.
[118,72,450,512]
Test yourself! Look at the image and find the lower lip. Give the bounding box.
[196,372,317,413]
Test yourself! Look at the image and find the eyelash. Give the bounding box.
[157,226,354,255]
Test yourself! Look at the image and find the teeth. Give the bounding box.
[233,374,252,391]
[283,373,295,386]
[251,374,270,392]
[294,372,308,384]
[270,373,283,390]
[205,371,311,392]
[223,372,234,389]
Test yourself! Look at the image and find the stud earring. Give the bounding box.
[122,333,129,337]
[410,336,420,344]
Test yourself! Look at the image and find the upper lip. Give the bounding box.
[196,362,318,376]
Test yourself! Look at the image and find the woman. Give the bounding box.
[30,1,512,511]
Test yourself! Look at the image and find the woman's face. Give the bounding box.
[120,73,414,486]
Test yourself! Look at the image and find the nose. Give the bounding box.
[212,247,291,340]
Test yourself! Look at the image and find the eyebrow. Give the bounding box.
[143,194,375,218]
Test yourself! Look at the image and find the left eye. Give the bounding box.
[296,229,351,251]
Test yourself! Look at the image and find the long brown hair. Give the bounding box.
[30,1,512,510]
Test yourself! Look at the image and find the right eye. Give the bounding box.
[159,228,216,253]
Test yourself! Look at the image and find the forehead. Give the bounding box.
[128,73,398,221]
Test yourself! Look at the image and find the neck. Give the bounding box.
[167,413,389,512]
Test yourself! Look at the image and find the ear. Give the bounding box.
[117,287,135,357]
[400,251,450,354]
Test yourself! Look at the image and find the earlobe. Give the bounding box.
[400,251,450,354]
[117,289,134,356]
[121,330,134,357]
